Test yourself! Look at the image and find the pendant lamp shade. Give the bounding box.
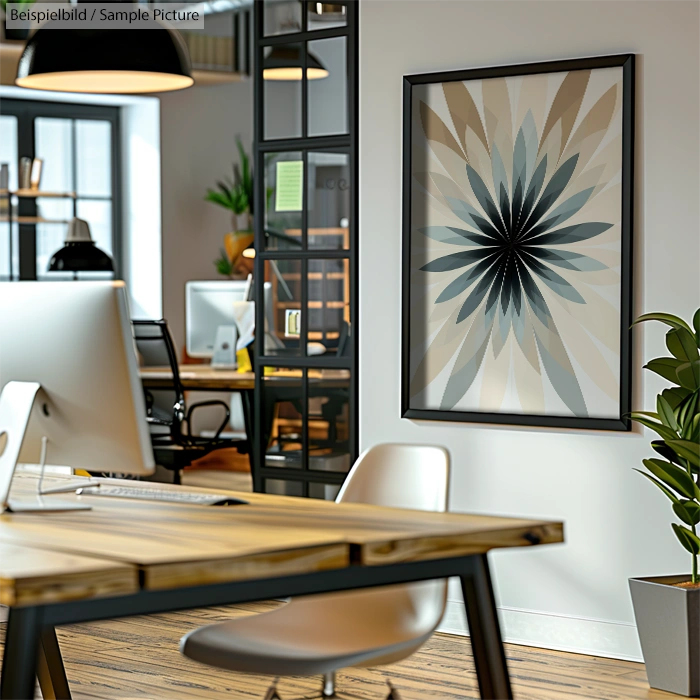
[16,26,193,94]
[48,218,114,273]
[263,46,329,81]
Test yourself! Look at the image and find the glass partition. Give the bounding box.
[254,0,357,497]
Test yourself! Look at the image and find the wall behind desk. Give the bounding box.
[159,80,253,354]
[359,0,699,660]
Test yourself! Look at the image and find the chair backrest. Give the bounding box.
[132,319,185,427]
[332,443,450,648]
[336,443,449,512]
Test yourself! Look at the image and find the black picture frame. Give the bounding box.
[401,54,635,431]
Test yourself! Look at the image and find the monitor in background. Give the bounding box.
[0,281,155,512]
[185,280,250,359]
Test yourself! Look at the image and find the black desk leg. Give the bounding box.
[460,555,513,700]
[239,390,261,492]
[1,606,41,700]
[37,626,72,699]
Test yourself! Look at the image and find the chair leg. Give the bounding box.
[173,468,181,485]
[263,677,281,700]
[385,680,402,700]
[322,672,336,697]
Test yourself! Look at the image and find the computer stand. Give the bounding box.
[0,381,92,513]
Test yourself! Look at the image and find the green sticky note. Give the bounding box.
[275,161,303,212]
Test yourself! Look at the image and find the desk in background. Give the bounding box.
[0,471,564,699]
[139,367,352,493]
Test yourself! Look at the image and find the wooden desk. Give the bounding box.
[140,365,256,391]
[139,366,350,392]
[0,471,564,700]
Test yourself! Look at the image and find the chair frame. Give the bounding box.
[132,319,241,482]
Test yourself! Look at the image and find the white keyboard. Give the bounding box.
[79,485,247,506]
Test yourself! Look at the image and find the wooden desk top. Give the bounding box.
[139,366,351,391]
[0,471,563,606]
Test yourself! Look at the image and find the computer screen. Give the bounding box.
[0,281,155,509]
[185,280,250,358]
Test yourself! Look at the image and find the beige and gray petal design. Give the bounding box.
[407,65,627,420]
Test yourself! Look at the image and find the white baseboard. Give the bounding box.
[439,600,643,663]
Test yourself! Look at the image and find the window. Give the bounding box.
[0,99,121,280]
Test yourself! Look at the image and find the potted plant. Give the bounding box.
[629,309,700,697]
[1,0,34,40]
[205,138,255,278]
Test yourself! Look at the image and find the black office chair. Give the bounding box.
[133,319,245,484]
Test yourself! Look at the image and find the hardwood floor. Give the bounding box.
[0,601,670,700]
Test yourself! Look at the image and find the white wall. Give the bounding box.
[360,0,699,660]
[159,78,253,352]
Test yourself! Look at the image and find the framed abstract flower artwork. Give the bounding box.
[401,55,634,430]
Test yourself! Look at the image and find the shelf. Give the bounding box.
[0,216,70,224]
[280,272,345,281]
[16,190,77,199]
[192,69,246,86]
[276,301,345,309]
[285,228,349,237]
[0,190,77,199]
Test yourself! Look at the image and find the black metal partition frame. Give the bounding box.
[252,0,359,495]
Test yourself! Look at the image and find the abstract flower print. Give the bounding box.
[409,68,624,418]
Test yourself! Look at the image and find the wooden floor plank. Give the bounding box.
[0,601,666,700]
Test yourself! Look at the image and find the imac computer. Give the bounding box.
[0,281,155,512]
[185,280,251,364]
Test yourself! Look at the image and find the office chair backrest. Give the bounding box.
[132,320,185,427]
[336,443,449,512]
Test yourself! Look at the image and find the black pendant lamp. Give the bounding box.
[48,218,114,275]
[16,11,193,94]
[263,46,328,81]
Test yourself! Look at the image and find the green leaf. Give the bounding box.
[635,469,680,504]
[693,308,700,344]
[667,439,700,468]
[651,440,684,466]
[666,328,700,362]
[657,395,678,431]
[676,361,700,391]
[642,458,700,500]
[672,523,700,555]
[629,414,680,442]
[633,312,693,333]
[674,500,700,526]
[662,387,691,410]
[686,414,700,445]
[214,249,233,277]
[205,190,235,210]
[677,391,698,428]
[644,357,683,384]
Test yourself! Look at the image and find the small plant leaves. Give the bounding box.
[633,313,693,333]
[644,358,683,384]
[672,523,700,555]
[642,458,700,500]
[676,361,700,391]
[657,395,678,430]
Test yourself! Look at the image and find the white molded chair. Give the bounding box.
[180,443,450,699]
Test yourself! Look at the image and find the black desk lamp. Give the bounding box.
[48,217,114,279]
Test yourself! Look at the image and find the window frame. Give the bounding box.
[0,98,122,280]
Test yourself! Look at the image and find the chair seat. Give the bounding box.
[180,582,444,677]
